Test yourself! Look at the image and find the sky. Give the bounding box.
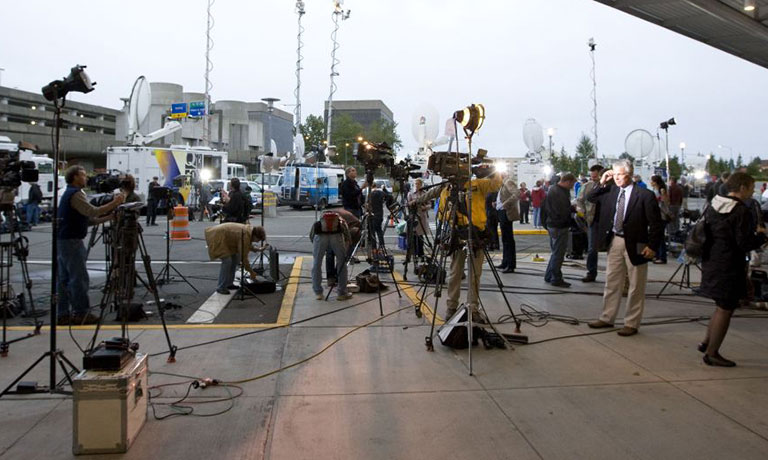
[1,0,767,163]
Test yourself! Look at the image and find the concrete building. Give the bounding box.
[0,85,122,170]
[324,100,394,129]
[115,82,294,172]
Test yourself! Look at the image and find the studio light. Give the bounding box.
[454,103,485,136]
[744,0,756,12]
[200,168,212,182]
[659,117,676,130]
[41,65,96,101]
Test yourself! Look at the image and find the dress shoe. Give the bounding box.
[581,274,597,283]
[703,354,736,367]
[227,284,239,290]
[588,320,614,329]
[617,326,638,337]
[502,268,515,274]
[697,342,708,353]
[216,288,230,295]
[495,264,507,269]
[653,259,667,265]
[550,280,571,288]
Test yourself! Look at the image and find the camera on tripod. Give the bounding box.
[355,140,395,171]
[390,159,422,182]
[427,148,494,182]
[0,143,39,207]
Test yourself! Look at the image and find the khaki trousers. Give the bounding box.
[599,235,648,329]
[446,247,485,313]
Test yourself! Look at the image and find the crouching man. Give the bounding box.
[205,223,267,294]
[311,211,353,301]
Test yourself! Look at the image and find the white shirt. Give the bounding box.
[612,183,634,234]
[495,190,504,211]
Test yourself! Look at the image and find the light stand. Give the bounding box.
[155,189,199,293]
[588,38,599,158]
[659,117,676,180]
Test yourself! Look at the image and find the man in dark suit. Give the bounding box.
[587,160,663,336]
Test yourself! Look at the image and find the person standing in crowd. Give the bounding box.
[634,175,647,189]
[26,181,43,226]
[531,180,546,229]
[518,182,531,225]
[577,164,603,282]
[199,183,212,221]
[57,166,125,325]
[542,174,576,287]
[588,160,663,336]
[120,174,142,204]
[680,176,691,210]
[496,178,520,273]
[668,176,684,234]
[341,167,362,218]
[310,211,353,301]
[485,190,500,251]
[146,176,160,226]
[222,177,247,223]
[365,182,391,248]
[698,173,767,366]
[650,175,670,264]
[707,172,730,202]
[407,179,430,258]
[205,223,266,295]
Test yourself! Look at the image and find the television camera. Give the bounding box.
[0,141,39,207]
[427,148,494,183]
[356,141,395,171]
[390,159,422,182]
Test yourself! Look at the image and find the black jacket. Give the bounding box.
[223,189,247,223]
[699,196,767,303]
[366,189,393,219]
[341,177,362,211]
[541,184,573,229]
[28,184,43,204]
[588,182,663,266]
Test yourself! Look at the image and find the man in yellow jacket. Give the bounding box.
[418,171,503,321]
[205,223,267,294]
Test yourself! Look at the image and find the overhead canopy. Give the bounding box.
[595,0,768,69]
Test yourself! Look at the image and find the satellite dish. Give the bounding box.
[411,103,439,146]
[293,133,306,159]
[624,129,654,161]
[444,118,456,139]
[128,76,151,134]
[523,119,544,154]
[270,139,277,154]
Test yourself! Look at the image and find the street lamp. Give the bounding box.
[679,142,686,167]
[546,127,556,156]
[345,142,350,166]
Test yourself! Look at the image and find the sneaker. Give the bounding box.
[315,293,324,300]
[336,293,352,301]
[550,280,571,288]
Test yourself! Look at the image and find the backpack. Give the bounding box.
[319,211,342,233]
[684,207,708,259]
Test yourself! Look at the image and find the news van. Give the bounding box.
[280,163,345,209]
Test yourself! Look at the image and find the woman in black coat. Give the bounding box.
[698,172,767,367]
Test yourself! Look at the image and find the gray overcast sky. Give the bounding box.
[2,0,766,162]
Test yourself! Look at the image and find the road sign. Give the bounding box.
[189,101,206,117]
[170,103,187,119]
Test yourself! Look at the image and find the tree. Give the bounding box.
[618,151,635,163]
[574,134,595,174]
[299,114,326,150]
[736,153,744,168]
[328,114,365,165]
[659,156,683,179]
[364,119,403,150]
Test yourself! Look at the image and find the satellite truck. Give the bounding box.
[105,76,230,207]
[0,135,58,205]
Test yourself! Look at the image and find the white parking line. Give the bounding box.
[187,290,233,324]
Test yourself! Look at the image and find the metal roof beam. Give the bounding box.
[682,0,768,41]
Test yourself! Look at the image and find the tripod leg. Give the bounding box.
[482,248,522,332]
[656,263,685,298]
[138,229,177,362]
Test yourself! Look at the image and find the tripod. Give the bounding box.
[1,95,81,398]
[398,183,436,282]
[656,256,701,298]
[87,205,177,362]
[86,221,112,275]
[155,190,198,293]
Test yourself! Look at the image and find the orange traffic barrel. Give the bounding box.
[170,205,191,240]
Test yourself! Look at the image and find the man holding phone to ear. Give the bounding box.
[586,160,663,336]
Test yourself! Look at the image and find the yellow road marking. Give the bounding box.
[392,271,444,326]
[276,256,302,325]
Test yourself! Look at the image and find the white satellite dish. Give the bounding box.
[293,133,306,159]
[411,103,440,146]
[624,129,655,161]
[270,139,277,154]
[523,119,544,154]
[128,76,151,135]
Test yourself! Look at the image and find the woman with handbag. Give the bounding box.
[650,175,671,264]
[698,172,767,366]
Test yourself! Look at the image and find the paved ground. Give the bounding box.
[2,201,767,459]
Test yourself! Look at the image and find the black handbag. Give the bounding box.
[684,207,708,259]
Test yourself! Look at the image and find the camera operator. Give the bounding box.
[415,170,503,322]
[120,174,142,204]
[365,182,393,247]
[541,173,577,287]
[341,167,363,218]
[576,164,604,282]
[205,223,267,295]
[324,208,361,286]
[407,178,430,258]
[222,178,247,223]
[57,165,125,325]
[199,183,213,221]
[310,211,353,301]
[146,176,160,226]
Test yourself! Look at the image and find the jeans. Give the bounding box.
[218,254,239,291]
[25,202,40,225]
[498,210,516,269]
[533,207,542,227]
[586,224,598,276]
[312,233,348,295]
[656,235,668,262]
[545,227,569,283]
[370,217,385,248]
[519,201,530,224]
[57,239,90,318]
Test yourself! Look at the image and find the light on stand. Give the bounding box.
[454,104,485,137]
[41,65,96,102]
